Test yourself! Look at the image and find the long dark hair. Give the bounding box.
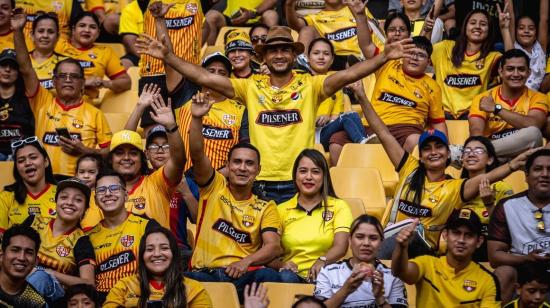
[292,149,336,209]
[5,142,56,204]
[460,136,499,179]
[138,226,186,308]
[451,9,495,68]
[350,214,384,240]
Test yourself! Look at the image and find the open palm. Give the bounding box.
[136,34,169,59]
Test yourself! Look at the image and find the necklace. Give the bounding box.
[423,186,439,203]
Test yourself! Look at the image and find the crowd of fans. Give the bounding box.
[0,0,549,307]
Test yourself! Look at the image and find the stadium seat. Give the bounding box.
[0,161,14,190]
[503,170,528,193]
[342,198,366,219]
[103,113,130,134]
[96,42,126,58]
[99,89,139,114]
[127,66,139,91]
[337,144,399,197]
[263,282,314,307]
[446,120,470,145]
[330,167,387,220]
[201,282,240,308]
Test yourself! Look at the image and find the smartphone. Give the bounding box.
[55,127,71,139]
[231,9,242,19]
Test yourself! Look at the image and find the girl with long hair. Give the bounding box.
[104,226,212,307]
[351,80,529,258]
[0,137,57,232]
[315,215,406,308]
[274,149,352,283]
[461,136,513,261]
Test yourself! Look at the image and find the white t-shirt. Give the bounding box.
[314,259,408,308]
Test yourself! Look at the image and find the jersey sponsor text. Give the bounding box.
[256,110,303,127]
[444,74,482,88]
[212,219,252,244]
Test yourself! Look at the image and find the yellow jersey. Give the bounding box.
[411,255,501,308]
[463,181,513,227]
[119,0,144,36]
[24,215,95,275]
[317,88,344,117]
[84,0,128,14]
[140,0,203,77]
[369,59,444,126]
[28,85,112,176]
[176,97,245,171]
[303,6,383,56]
[191,172,281,269]
[31,52,66,92]
[0,31,14,52]
[223,0,262,23]
[55,38,126,100]
[80,192,102,231]
[504,299,550,308]
[389,153,466,248]
[469,85,548,138]
[0,184,57,232]
[230,73,327,181]
[431,40,501,118]
[87,213,158,293]
[104,275,212,308]
[16,0,77,40]
[278,194,352,278]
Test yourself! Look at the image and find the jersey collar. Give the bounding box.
[497,87,523,107]
[128,176,145,195]
[48,218,77,236]
[149,279,164,290]
[55,97,84,111]
[27,184,52,200]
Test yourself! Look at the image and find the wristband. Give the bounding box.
[166,124,179,133]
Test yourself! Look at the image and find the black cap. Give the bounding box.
[446,209,483,235]
[201,52,232,73]
[55,178,91,209]
[0,49,18,68]
[145,125,168,147]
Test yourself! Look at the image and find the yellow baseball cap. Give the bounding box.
[225,29,254,54]
[110,130,143,151]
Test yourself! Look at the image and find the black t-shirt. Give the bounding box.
[0,84,35,156]
[0,282,47,308]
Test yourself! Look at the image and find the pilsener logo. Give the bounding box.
[98,251,135,273]
[165,16,194,29]
[213,219,252,244]
[77,60,95,69]
[378,92,417,108]
[43,133,82,145]
[202,125,233,140]
[444,74,481,88]
[326,27,357,42]
[256,110,302,127]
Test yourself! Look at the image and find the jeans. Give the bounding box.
[253,180,296,204]
[278,269,308,283]
[319,112,367,151]
[184,268,281,302]
[27,267,65,303]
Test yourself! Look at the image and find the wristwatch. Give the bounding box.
[494,104,503,115]
[318,256,327,264]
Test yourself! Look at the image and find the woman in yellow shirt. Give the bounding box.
[56,12,130,102]
[104,226,212,307]
[461,136,513,261]
[275,149,352,283]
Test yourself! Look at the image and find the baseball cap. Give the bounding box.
[146,125,167,147]
[110,130,143,151]
[446,209,483,235]
[0,49,18,68]
[418,129,449,149]
[202,51,232,73]
[225,29,254,54]
[55,178,91,209]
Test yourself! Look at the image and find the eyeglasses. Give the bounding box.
[147,144,170,152]
[96,184,125,196]
[462,147,487,156]
[251,35,267,43]
[55,73,83,81]
[535,209,545,232]
[11,136,40,151]
[387,27,408,34]
[408,52,429,60]
[35,10,59,18]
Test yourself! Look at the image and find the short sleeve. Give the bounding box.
[487,201,510,243]
[528,91,549,114]
[469,92,489,120]
[396,152,419,177]
[386,273,408,306]
[103,278,129,308]
[0,192,12,232]
[229,78,250,104]
[493,182,513,204]
[331,90,344,115]
[105,47,126,79]
[313,267,334,300]
[427,82,445,123]
[374,60,394,79]
[198,171,226,199]
[480,274,501,308]
[313,75,329,104]
[409,255,430,284]
[333,199,353,233]
[185,278,213,307]
[317,95,336,117]
[302,15,313,25]
[74,236,96,268]
[260,202,281,233]
[119,4,141,35]
[96,110,113,148]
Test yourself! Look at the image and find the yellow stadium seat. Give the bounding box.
[0,161,14,190]
[96,42,126,58]
[127,66,139,91]
[201,282,240,308]
[263,282,314,308]
[103,113,130,134]
[337,144,399,197]
[330,167,387,220]
[342,198,366,219]
[100,89,139,114]
[446,120,470,145]
[503,170,528,193]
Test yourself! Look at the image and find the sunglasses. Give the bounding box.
[535,209,545,232]
[11,136,40,151]
[251,35,267,43]
[34,10,59,18]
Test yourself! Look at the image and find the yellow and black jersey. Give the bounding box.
[0,184,57,232]
[0,282,47,307]
[87,213,159,293]
[31,52,66,92]
[23,215,95,275]
[16,0,82,41]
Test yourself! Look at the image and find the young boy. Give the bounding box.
[503,262,550,308]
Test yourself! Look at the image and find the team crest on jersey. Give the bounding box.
[72,119,84,129]
[463,280,477,292]
[414,89,423,99]
[322,210,334,221]
[88,52,97,59]
[120,235,135,247]
[53,1,63,11]
[186,3,198,14]
[272,93,284,104]
[56,245,71,257]
[0,103,12,121]
[133,197,146,210]
[475,59,484,69]
[222,114,236,126]
[242,215,255,227]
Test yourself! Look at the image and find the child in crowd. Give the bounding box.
[503,262,550,308]
[65,283,99,308]
[75,154,104,189]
